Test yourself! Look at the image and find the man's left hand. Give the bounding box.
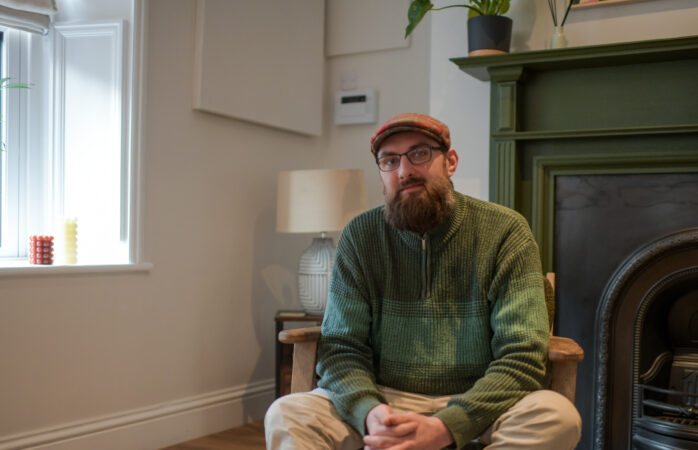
[363,412,454,450]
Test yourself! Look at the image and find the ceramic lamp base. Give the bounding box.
[297,237,335,315]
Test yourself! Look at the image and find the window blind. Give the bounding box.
[0,0,56,35]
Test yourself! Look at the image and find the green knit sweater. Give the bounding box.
[316,192,549,448]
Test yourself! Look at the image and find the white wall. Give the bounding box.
[324,11,432,208]
[0,0,432,448]
[1,0,320,447]
[430,0,698,201]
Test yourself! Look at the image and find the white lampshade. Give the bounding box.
[276,169,368,234]
[276,168,368,314]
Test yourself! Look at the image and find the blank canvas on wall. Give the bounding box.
[193,0,324,136]
[326,0,411,57]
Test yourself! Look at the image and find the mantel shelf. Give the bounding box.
[451,35,698,81]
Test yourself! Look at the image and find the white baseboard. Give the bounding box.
[0,379,275,450]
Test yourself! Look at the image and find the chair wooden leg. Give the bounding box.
[291,340,318,394]
[550,360,578,403]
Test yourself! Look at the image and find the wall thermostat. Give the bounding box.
[334,89,377,125]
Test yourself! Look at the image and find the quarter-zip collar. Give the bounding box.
[394,192,467,251]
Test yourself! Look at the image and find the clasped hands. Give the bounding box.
[363,404,454,450]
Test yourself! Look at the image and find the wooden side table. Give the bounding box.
[274,310,323,397]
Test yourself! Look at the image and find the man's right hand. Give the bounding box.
[364,404,418,449]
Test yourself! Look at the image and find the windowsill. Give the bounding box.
[0,261,153,277]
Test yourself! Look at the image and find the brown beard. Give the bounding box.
[383,171,455,234]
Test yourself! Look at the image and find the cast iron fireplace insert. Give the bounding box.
[589,228,698,449]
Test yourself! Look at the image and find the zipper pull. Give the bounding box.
[422,237,426,251]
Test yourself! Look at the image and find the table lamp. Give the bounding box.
[276,169,368,315]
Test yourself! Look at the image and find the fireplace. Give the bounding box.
[555,173,698,449]
[588,226,698,449]
[631,260,698,449]
[453,36,698,448]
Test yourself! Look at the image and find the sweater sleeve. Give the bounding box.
[434,222,549,448]
[315,224,386,435]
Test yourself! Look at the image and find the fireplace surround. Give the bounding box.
[454,36,698,449]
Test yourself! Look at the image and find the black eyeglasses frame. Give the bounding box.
[375,145,447,172]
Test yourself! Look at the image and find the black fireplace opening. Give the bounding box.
[590,229,698,450]
[555,173,698,449]
[633,277,698,450]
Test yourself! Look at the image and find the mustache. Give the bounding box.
[399,177,427,190]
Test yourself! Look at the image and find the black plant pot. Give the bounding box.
[467,15,513,56]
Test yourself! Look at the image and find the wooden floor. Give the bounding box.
[160,421,265,450]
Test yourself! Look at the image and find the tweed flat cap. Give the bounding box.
[370,113,451,156]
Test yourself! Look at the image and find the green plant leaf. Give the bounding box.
[0,78,31,152]
[0,77,30,89]
[489,0,500,14]
[498,0,510,15]
[405,0,433,38]
[2,83,29,89]
[466,0,486,17]
[484,0,492,13]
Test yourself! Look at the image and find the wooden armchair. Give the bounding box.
[279,273,584,403]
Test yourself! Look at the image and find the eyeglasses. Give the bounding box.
[375,145,446,172]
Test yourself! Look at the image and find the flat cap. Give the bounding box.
[370,112,451,156]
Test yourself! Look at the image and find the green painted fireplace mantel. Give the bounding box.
[451,36,698,272]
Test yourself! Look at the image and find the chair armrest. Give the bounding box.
[549,336,584,362]
[278,326,322,344]
[279,328,583,360]
[278,326,322,393]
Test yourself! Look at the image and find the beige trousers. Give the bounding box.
[265,387,581,450]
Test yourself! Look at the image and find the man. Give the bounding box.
[265,113,581,449]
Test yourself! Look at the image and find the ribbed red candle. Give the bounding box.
[29,235,54,265]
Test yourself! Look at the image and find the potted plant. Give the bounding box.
[405,0,513,56]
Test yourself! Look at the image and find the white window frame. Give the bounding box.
[52,21,128,264]
[0,27,29,258]
[0,0,150,274]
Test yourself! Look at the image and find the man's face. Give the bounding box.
[377,131,459,233]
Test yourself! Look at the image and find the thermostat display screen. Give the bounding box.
[341,95,367,104]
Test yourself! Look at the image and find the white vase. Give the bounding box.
[551,26,567,49]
